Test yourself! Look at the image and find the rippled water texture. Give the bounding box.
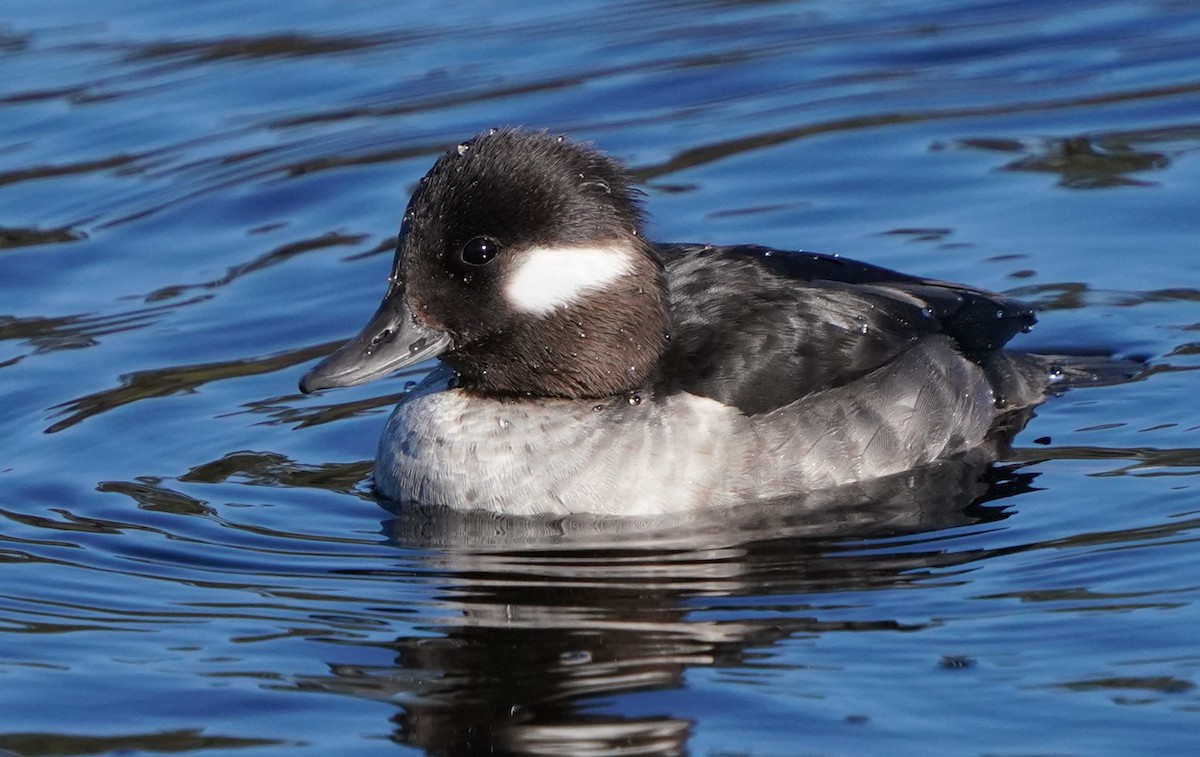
[3,0,1200,754]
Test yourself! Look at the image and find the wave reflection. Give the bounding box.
[292,455,1021,756]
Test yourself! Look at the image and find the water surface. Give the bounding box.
[2,0,1200,754]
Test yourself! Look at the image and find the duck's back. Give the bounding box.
[658,244,1036,414]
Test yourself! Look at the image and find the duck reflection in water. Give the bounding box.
[297,451,1035,756]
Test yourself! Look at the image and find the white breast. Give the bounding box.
[376,376,748,516]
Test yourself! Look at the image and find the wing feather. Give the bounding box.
[658,244,1034,414]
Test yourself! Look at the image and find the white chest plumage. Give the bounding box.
[375,370,746,516]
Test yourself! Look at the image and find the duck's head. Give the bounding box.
[299,128,671,398]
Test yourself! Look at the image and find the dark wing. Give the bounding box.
[656,244,1036,414]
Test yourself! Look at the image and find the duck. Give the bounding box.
[299,128,1110,516]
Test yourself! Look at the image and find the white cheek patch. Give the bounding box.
[503,244,635,314]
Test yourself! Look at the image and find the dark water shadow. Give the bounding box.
[0,225,86,250]
[0,297,212,362]
[289,453,1029,756]
[43,343,331,433]
[953,124,1200,189]
[631,81,1200,182]
[0,729,285,756]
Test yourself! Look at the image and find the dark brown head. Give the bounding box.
[300,129,671,399]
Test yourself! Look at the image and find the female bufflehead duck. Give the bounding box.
[301,129,1099,516]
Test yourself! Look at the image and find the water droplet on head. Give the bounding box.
[457,143,470,155]
[403,380,417,393]
[921,306,935,318]
[578,330,587,338]
[1047,366,1065,383]
[497,418,511,430]
[555,134,565,143]
[488,127,498,135]
[860,324,870,334]
[627,394,642,406]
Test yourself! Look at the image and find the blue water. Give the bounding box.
[3,0,1200,754]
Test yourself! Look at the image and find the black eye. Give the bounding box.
[460,236,501,266]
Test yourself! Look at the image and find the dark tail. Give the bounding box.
[983,351,1146,411]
